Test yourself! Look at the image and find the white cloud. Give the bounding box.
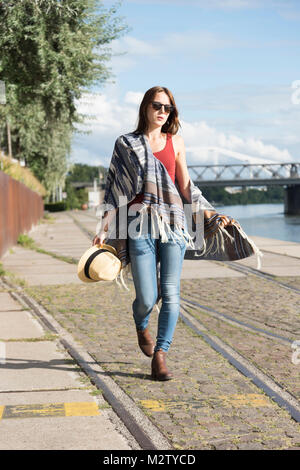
[119,37,159,56]
[160,31,234,56]
[109,31,300,80]
[110,36,160,72]
[72,91,140,166]
[71,88,296,169]
[109,30,236,72]
[177,83,300,156]
[124,91,144,105]
[181,120,292,164]
[179,84,299,114]
[75,91,139,136]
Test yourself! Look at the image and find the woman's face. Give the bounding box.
[146,91,171,129]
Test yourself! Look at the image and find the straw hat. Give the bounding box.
[77,243,121,283]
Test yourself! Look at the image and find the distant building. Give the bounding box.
[224,185,267,194]
[224,187,243,194]
[88,179,105,208]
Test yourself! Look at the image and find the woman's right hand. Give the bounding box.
[92,231,107,247]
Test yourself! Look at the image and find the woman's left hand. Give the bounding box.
[219,214,234,227]
[218,214,239,228]
[204,210,239,228]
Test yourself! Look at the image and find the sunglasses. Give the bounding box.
[151,101,174,114]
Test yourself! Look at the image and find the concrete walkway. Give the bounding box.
[30,211,247,280]
[1,210,299,449]
[0,215,137,449]
[71,210,300,277]
[48,210,300,278]
[0,285,135,450]
[8,210,299,284]
[235,235,300,276]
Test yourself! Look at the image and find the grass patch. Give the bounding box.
[0,262,6,276]
[1,333,58,342]
[89,389,103,397]
[59,307,98,315]
[39,213,55,224]
[17,233,77,264]
[17,234,36,249]
[1,270,28,287]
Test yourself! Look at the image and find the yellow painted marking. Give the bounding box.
[3,403,64,419]
[140,394,273,412]
[64,401,100,417]
[0,402,100,420]
[140,400,166,412]
[219,394,273,408]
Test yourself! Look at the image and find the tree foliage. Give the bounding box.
[66,162,107,183]
[200,185,284,206]
[0,0,128,199]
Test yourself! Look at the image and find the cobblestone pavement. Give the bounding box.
[25,279,300,450]
[181,277,300,400]
[181,276,300,338]
[275,276,300,291]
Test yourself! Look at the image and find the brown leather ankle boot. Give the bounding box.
[151,349,173,381]
[136,328,155,357]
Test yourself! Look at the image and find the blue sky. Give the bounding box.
[72,0,300,168]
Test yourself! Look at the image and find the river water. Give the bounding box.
[214,203,300,243]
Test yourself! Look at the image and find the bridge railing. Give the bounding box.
[188,162,300,182]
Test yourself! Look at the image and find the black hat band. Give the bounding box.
[84,248,108,280]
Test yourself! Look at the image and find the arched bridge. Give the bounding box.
[186,147,300,215]
[188,162,300,187]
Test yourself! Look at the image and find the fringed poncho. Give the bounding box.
[96,132,263,290]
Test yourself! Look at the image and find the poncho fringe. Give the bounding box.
[96,132,263,297]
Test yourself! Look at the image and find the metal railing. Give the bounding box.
[188,162,300,183]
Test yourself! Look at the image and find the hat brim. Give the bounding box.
[77,244,121,283]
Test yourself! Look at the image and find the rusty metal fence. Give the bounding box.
[0,171,44,258]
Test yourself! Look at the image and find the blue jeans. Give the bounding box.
[128,213,187,352]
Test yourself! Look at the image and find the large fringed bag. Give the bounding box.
[185,213,263,269]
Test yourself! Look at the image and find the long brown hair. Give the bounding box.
[134,86,180,135]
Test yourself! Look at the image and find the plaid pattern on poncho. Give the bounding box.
[96,132,263,289]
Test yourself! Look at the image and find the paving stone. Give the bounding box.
[4,211,299,450]
[237,442,267,450]
[25,279,300,449]
[0,310,44,339]
[181,277,300,400]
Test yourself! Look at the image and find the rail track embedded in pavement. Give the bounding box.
[69,211,300,425]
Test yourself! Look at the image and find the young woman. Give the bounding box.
[93,86,235,381]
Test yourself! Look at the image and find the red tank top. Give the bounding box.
[128,133,176,208]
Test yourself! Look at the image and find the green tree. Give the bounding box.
[0,0,128,199]
[66,163,107,183]
[200,185,284,206]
